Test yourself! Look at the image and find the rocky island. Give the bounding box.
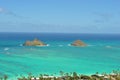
[23,38,47,46]
[71,40,87,47]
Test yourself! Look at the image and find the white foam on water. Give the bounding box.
[58,45,63,47]
[106,45,112,48]
[4,47,9,51]
[105,46,120,49]
[36,44,50,47]
[68,44,71,46]
[88,44,96,46]
[20,44,23,46]
[47,44,50,46]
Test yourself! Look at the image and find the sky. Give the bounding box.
[0,0,120,33]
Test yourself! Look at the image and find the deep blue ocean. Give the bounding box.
[0,32,120,79]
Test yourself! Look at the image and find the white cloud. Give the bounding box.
[0,7,5,13]
[0,7,23,18]
[0,7,13,15]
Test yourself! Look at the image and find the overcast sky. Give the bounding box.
[0,0,120,33]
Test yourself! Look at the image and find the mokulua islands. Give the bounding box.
[71,40,87,47]
[23,39,86,47]
[23,38,47,46]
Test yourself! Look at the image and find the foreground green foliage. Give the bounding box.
[17,70,120,80]
[1,70,120,80]
[0,75,8,80]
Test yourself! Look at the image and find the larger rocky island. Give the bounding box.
[23,38,47,46]
[71,40,87,47]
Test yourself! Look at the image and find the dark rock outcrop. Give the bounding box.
[71,40,87,47]
[23,38,46,46]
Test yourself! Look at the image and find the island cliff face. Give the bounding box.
[71,40,87,47]
[23,38,46,46]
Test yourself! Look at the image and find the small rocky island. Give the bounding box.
[23,38,47,46]
[71,40,87,47]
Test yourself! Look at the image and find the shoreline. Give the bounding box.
[2,70,120,80]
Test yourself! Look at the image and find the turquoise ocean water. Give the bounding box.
[0,33,120,79]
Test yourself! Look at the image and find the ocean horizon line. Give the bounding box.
[0,32,120,35]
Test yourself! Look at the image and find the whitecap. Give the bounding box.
[4,48,9,51]
[46,44,50,46]
[88,44,96,46]
[106,45,112,48]
[36,44,50,47]
[68,44,71,46]
[58,45,63,47]
[20,44,23,46]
